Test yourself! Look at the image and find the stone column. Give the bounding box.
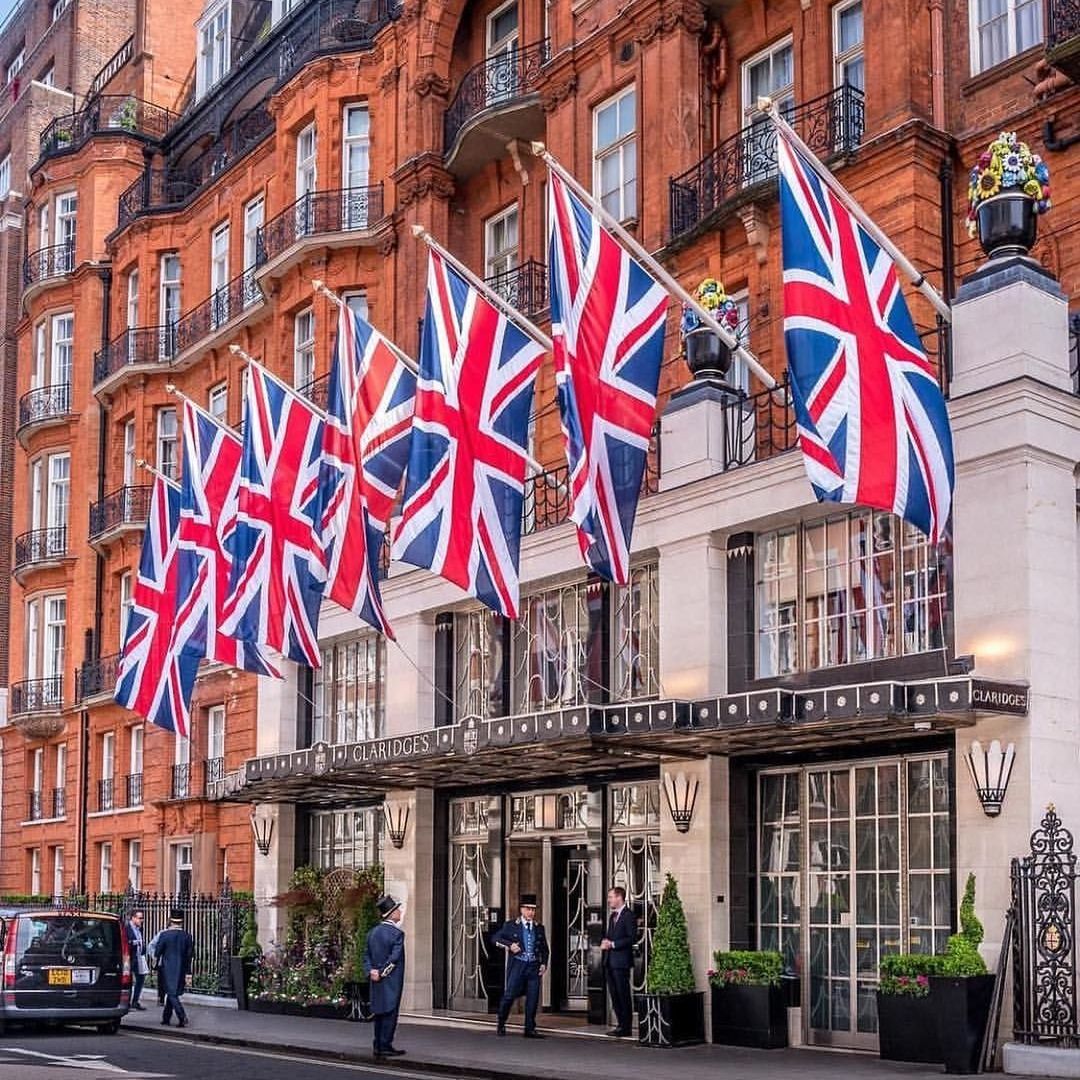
[253,803,296,946]
[255,662,300,757]
[383,613,434,736]
[381,787,436,1011]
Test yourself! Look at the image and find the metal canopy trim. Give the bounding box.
[227,676,1028,805]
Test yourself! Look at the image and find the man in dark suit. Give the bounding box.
[363,895,406,1059]
[601,886,638,1037]
[155,909,194,1028]
[493,894,549,1039]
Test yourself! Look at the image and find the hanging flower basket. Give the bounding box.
[967,131,1050,260]
[681,278,739,381]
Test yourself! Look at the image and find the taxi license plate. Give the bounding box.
[47,969,72,986]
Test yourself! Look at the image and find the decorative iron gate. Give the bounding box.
[1012,806,1080,1046]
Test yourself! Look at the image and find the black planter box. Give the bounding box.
[930,974,996,1075]
[710,983,788,1048]
[876,990,943,1064]
[250,997,349,1020]
[229,956,255,1011]
[636,991,706,1047]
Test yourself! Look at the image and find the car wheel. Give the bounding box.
[98,1020,121,1035]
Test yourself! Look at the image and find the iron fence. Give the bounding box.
[94,326,177,386]
[125,773,143,808]
[444,38,550,152]
[171,763,192,800]
[485,260,547,317]
[669,84,865,242]
[97,778,115,813]
[89,486,152,542]
[52,788,66,818]
[23,242,75,286]
[204,758,226,795]
[297,372,330,410]
[38,95,174,162]
[18,383,72,429]
[87,35,134,98]
[174,270,263,356]
[14,526,68,571]
[256,185,385,265]
[10,676,64,715]
[75,652,121,702]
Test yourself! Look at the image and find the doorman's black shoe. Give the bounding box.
[496,1026,506,1036]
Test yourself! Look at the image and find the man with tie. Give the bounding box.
[601,885,638,1037]
[493,894,549,1038]
[363,895,407,1059]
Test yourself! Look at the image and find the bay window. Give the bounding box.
[312,634,385,744]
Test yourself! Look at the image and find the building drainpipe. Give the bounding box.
[77,708,89,893]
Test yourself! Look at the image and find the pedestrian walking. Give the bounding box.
[601,886,637,1037]
[154,909,194,1028]
[126,909,148,1010]
[363,895,406,1060]
[493,894,548,1039]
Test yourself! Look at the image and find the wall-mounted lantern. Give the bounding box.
[965,739,1016,817]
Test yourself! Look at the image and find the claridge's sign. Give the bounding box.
[970,680,1029,716]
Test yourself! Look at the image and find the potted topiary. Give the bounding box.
[876,953,944,1063]
[929,874,996,1075]
[967,131,1050,260]
[636,873,705,1047]
[230,906,261,1010]
[708,950,786,1048]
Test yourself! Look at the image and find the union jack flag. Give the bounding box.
[392,250,543,618]
[777,133,954,543]
[222,360,328,666]
[178,400,280,676]
[115,473,199,737]
[321,302,416,638]
[547,169,668,585]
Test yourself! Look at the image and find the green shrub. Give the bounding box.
[709,950,783,987]
[646,873,695,995]
[238,907,261,960]
[941,874,988,977]
[879,953,944,996]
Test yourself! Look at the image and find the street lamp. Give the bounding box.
[965,739,1016,817]
[250,809,274,856]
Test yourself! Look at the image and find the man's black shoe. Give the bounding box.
[496,1026,506,1036]
[607,1028,623,1036]
[178,1019,188,1028]
[132,1003,145,1011]
[523,1030,545,1039]
[383,1048,406,1056]
[160,1020,170,1026]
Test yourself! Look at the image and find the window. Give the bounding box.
[30,849,41,895]
[593,87,637,221]
[160,253,181,357]
[55,192,76,269]
[52,847,64,898]
[742,38,795,184]
[127,840,141,891]
[31,748,44,793]
[197,1,230,99]
[39,64,54,88]
[210,222,230,328]
[486,1,520,105]
[294,308,315,388]
[38,202,49,249]
[99,842,112,893]
[120,571,134,644]
[208,704,225,762]
[156,407,178,479]
[243,196,264,280]
[55,743,66,794]
[342,106,370,228]
[0,155,9,199]
[452,610,509,720]
[173,842,193,894]
[129,724,144,777]
[173,731,191,799]
[208,383,228,421]
[126,269,139,330]
[484,205,519,285]
[32,322,46,387]
[312,635,384,744]
[971,0,1043,74]
[43,596,66,686]
[296,124,317,235]
[46,452,70,541]
[50,313,73,390]
[123,419,136,486]
[309,806,381,870]
[833,1,864,90]
[6,51,24,86]
[344,292,368,322]
[101,732,115,784]
[755,511,949,678]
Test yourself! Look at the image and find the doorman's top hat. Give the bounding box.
[376,895,401,919]
[168,909,184,924]
[519,893,538,907]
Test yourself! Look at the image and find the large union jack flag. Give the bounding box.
[115,473,199,737]
[222,360,328,666]
[392,250,543,618]
[321,302,416,638]
[178,400,280,676]
[777,133,955,543]
[547,169,668,585]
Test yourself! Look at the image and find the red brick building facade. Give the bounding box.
[2,0,1077,899]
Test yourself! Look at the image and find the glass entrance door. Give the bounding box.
[757,754,951,1049]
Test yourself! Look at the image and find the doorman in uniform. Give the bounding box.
[601,886,638,1037]
[493,894,549,1038]
[363,895,406,1059]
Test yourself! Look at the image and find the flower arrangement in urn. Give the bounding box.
[680,278,741,380]
[967,132,1050,258]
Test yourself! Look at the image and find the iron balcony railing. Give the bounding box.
[125,773,143,808]
[97,778,115,813]
[38,95,175,163]
[10,676,64,715]
[297,372,330,410]
[444,38,551,153]
[171,763,191,800]
[18,383,72,430]
[14,526,68,571]
[52,787,66,818]
[88,34,134,99]
[485,260,547,318]
[75,652,121,702]
[1069,312,1078,395]
[94,325,178,386]
[89,485,152,542]
[204,758,226,795]
[669,84,865,242]
[1049,0,1080,49]
[27,790,43,821]
[255,185,385,265]
[174,269,263,356]
[23,241,75,286]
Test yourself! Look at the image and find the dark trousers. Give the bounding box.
[497,960,541,1033]
[131,971,145,1006]
[373,1007,399,1052]
[161,982,187,1025]
[606,963,633,1033]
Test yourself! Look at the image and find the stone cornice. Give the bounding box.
[391,152,455,205]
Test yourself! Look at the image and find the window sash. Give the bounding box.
[972,0,1043,72]
[208,706,226,760]
[157,407,178,478]
[294,309,315,386]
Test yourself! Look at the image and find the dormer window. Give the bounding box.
[196,1,230,100]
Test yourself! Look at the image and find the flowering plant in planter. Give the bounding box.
[708,950,783,987]
[681,277,740,336]
[966,131,1051,238]
[878,954,943,997]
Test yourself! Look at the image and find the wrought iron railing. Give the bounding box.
[75,652,121,702]
[18,383,72,429]
[256,185,385,265]
[204,758,226,795]
[38,95,174,162]
[27,790,43,821]
[10,676,64,715]
[94,325,177,386]
[23,241,75,286]
[669,84,865,242]
[174,270,263,356]
[1069,312,1078,395]
[88,34,134,99]
[1049,0,1080,49]
[97,778,115,813]
[14,526,68,571]
[52,788,66,818]
[444,38,551,153]
[125,773,143,808]
[89,486,152,542]
[297,372,330,410]
[485,260,547,317]
[171,763,191,800]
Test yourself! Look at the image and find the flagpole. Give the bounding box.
[135,458,180,490]
[759,97,952,324]
[165,383,235,430]
[311,280,422,378]
[410,224,554,353]
[227,346,331,422]
[530,142,779,392]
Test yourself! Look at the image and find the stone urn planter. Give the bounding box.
[976,191,1037,260]
[684,328,733,381]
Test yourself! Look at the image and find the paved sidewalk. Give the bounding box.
[121,1004,977,1080]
